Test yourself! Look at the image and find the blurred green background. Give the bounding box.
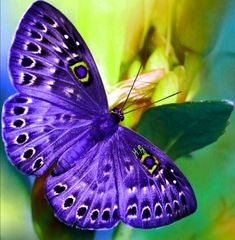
[1,1,235,240]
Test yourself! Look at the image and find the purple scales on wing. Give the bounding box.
[2,93,100,175]
[2,0,110,176]
[117,127,197,228]
[9,0,108,114]
[46,121,196,229]
[46,139,120,229]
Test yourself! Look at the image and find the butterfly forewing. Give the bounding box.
[9,0,108,115]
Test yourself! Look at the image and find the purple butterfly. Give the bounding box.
[2,1,196,229]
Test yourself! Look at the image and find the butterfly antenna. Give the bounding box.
[124,91,182,114]
[123,91,151,111]
[120,65,142,111]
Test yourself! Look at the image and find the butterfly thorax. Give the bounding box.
[92,108,123,141]
[110,108,124,122]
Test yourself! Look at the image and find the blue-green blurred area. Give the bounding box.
[1,1,235,240]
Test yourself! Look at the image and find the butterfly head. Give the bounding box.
[110,108,124,122]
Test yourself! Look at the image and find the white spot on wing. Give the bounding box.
[161,184,165,193]
[142,186,148,193]
[42,24,47,33]
[26,98,32,104]
[53,45,62,53]
[79,182,86,188]
[103,171,110,176]
[72,53,78,58]
[49,68,56,73]
[129,165,134,172]
[52,21,58,28]
[54,58,60,64]
[128,186,137,193]
[24,41,30,50]
[48,80,55,86]
[62,42,68,49]
[65,88,75,96]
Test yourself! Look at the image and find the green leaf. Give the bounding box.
[112,223,133,240]
[137,100,234,159]
[32,175,95,240]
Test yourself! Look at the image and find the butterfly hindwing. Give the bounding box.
[117,126,197,228]
[46,139,120,229]
[9,0,108,115]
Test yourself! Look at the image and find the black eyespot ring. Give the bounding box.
[23,148,35,159]
[16,134,28,144]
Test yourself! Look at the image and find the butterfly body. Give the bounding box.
[91,110,121,141]
[2,1,196,230]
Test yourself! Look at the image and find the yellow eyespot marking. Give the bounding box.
[132,145,160,174]
[69,61,89,83]
[141,154,159,174]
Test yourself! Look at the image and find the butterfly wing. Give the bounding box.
[46,139,120,229]
[46,126,196,229]
[2,1,109,176]
[116,126,197,228]
[2,93,100,176]
[9,1,108,113]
